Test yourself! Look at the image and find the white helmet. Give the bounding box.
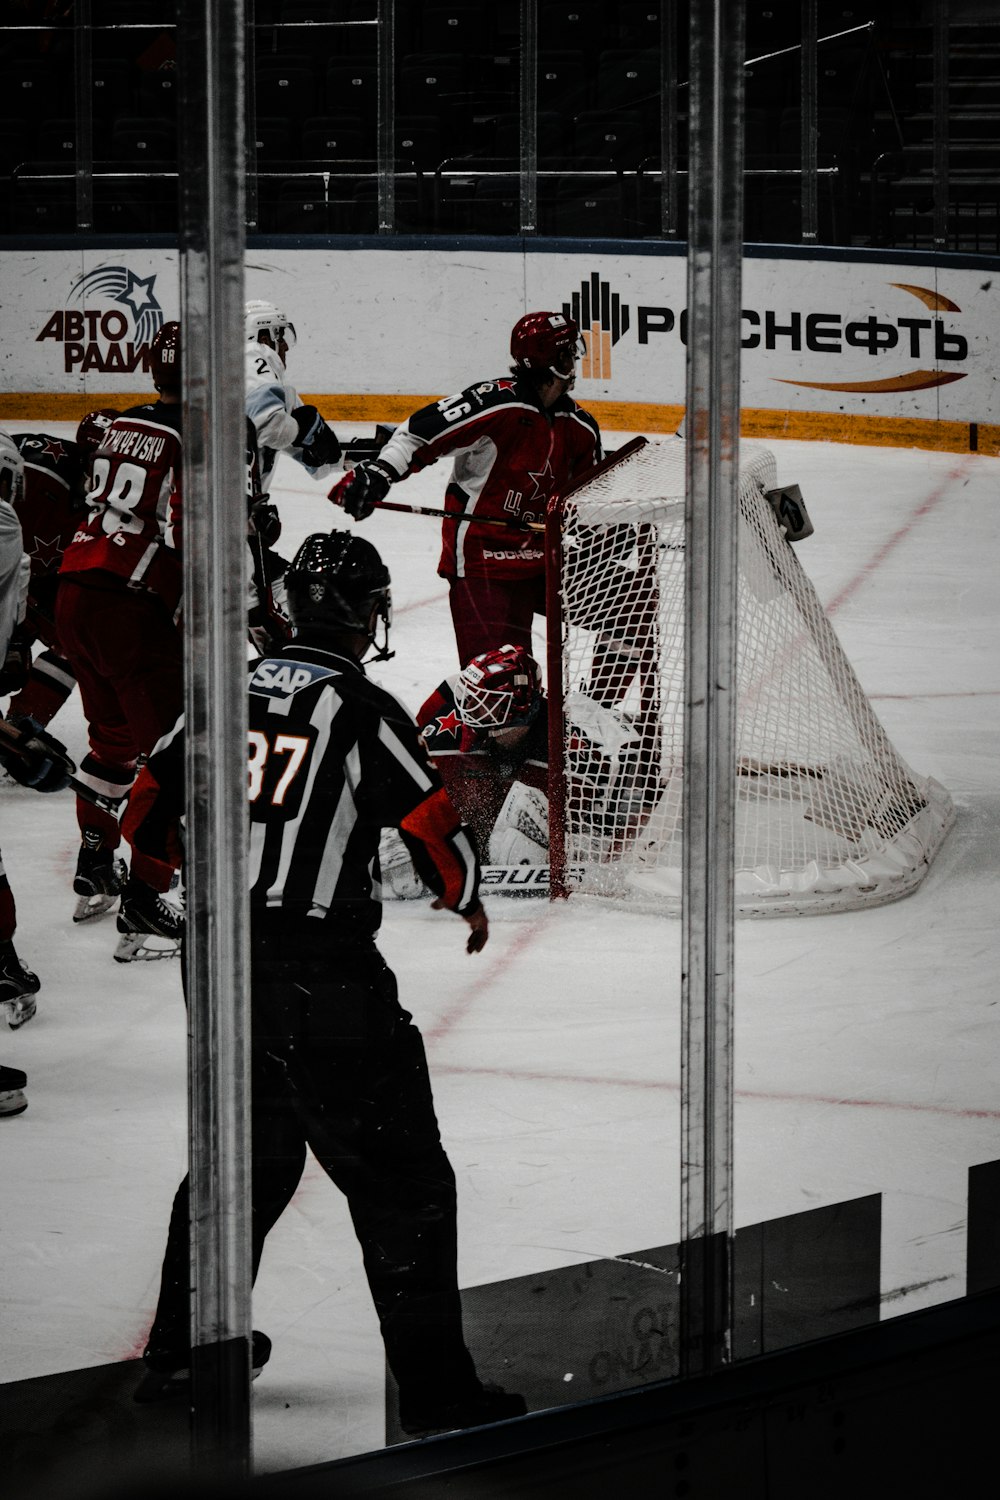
[245,299,296,351]
[0,431,24,506]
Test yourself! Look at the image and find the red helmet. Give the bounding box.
[510,311,585,381]
[454,644,543,731]
[75,407,120,459]
[149,320,181,394]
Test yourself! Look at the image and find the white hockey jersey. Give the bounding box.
[0,499,29,661]
[244,342,341,495]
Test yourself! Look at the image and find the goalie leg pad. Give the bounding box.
[488,781,550,866]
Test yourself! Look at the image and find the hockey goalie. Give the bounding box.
[379,642,648,898]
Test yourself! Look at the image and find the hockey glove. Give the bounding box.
[333,458,396,521]
[0,627,31,695]
[249,500,282,547]
[0,714,74,793]
[290,405,342,468]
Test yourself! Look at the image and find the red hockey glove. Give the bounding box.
[329,458,396,521]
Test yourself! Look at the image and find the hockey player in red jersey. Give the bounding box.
[2,409,119,727]
[55,324,186,954]
[330,311,602,666]
[416,643,548,859]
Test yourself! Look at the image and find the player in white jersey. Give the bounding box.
[244,300,343,498]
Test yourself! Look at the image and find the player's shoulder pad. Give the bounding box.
[12,432,81,476]
[355,673,418,729]
[557,399,601,441]
[467,377,520,408]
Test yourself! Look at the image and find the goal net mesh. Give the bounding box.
[552,436,954,915]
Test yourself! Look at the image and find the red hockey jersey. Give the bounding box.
[59,402,183,615]
[416,675,548,854]
[376,376,602,581]
[12,432,87,583]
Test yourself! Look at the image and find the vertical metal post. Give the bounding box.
[244,0,259,232]
[520,0,538,235]
[73,0,94,231]
[176,0,252,1476]
[800,0,818,242]
[377,0,396,233]
[932,0,950,249]
[660,0,680,238]
[680,0,743,1380]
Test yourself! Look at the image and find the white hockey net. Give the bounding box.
[550,436,954,915]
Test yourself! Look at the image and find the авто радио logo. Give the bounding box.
[35,264,166,375]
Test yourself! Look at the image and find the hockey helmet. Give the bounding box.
[284,531,392,659]
[0,430,25,506]
[510,311,585,382]
[149,321,181,394]
[75,407,120,459]
[454,644,543,731]
[245,299,297,352]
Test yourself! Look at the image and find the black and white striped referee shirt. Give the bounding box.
[247,643,481,942]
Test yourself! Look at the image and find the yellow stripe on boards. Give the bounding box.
[0,393,994,456]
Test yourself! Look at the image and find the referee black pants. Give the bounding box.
[147,934,478,1404]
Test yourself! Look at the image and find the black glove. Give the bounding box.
[1,715,73,793]
[339,458,396,521]
[291,405,342,468]
[249,501,282,547]
[0,627,31,696]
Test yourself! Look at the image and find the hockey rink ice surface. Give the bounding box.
[1,429,997,1472]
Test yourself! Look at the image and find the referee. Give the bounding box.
[128,531,525,1434]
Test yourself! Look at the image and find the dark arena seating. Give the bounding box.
[2,3,998,248]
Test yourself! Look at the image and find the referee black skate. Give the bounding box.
[130,531,526,1434]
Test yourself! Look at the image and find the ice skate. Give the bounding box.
[114,876,184,963]
[73,828,127,922]
[134,1330,271,1404]
[0,1064,28,1117]
[0,940,40,1030]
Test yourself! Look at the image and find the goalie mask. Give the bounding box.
[284,531,392,661]
[454,644,543,732]
[510,311,585,386]
[245,299,297,354]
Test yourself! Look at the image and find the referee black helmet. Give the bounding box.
[284,531,393,657]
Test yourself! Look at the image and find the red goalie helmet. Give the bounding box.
[510,310,585,380]
[149,320,181,394]
[75,407,120,459]
[454,644,543,731]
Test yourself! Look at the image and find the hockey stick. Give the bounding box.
[0,715,120,814]
[341,423,396,465]
[362,442,642,532]
[369,498,545,532]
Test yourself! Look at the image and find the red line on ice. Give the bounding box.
[424,911,556,1044]
[431,1060,1000,1122]
[826,458,975,617]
